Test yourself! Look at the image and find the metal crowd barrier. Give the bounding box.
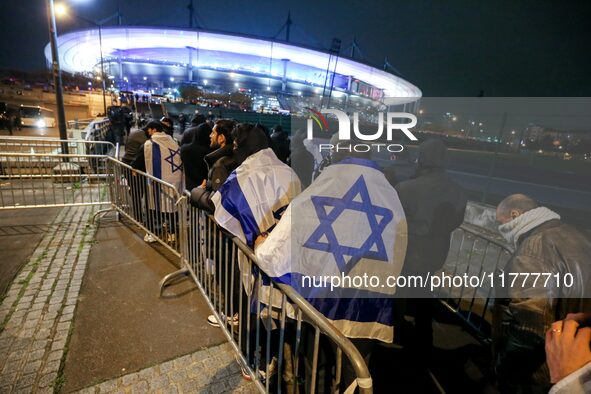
[438,224,513,343]
[66,118,96,130]
[0,142,114,210]
[0,136,115,156]
[158,191,373,394]
[0,138,372,393]
[96,159,183,261]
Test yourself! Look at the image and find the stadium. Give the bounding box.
[45,27,421,112]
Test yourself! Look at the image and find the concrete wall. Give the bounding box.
[0,86,108,120]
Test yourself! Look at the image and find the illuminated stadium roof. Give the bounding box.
[46,27,421,100]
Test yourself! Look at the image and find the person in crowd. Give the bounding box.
[395,138,467,358]
[210,124,300,369]
[131,120,183,243]
[160,116,174,138]
[180,114,207,146]
[178,113,186,134]
[180,122,212,191]
[189,119,236,212]
[270,125,290,163]
[212,123,300,246]
[254,138,406,392]
[287,129,314,188]
[493,194,591,391]
[546,313,591,394]
[107,105,127,144]
[121,123,148,165]
[121,103,132,136]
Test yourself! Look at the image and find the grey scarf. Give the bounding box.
[498,206,560,247]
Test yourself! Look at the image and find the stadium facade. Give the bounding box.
[46,27,421,111]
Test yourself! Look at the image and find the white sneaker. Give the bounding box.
[143,233,157,243]
[207,313,239,327]
[167,233,176,243]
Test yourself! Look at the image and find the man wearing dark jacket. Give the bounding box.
[395,139,468,357]
[180,122,212,191]
[270,125,290,163]
[190,119,236,212]
[180,114,207,146]
[288,130,314,187]
[494,194,591,392]
[121,126,148,165]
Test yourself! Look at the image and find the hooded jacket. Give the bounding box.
[190,124,269,212]
[270,129,290,164]
[288,131,314,187]
[494,219,591,389]
[395,139,468,277]
[180,123,212,191]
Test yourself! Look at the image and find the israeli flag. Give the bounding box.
[256,158,407,343]
[144,133,184,212]
[211,148,302,246]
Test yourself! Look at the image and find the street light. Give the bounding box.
[46,0,69,154]
[56,4,107,116]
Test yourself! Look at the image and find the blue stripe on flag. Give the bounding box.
[338,157,381,170]
[152,143,162,179]
[260,271,393,325]
[218,172,259,246]
[308,296,394,325]
[152,143,162,212]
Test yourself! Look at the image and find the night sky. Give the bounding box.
[0,0,590,96]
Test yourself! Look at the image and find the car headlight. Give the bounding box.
[36,120,46,128]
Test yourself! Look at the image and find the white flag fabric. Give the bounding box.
[255,157,408,343]
[144,132,184,212]
[211,148,302,246]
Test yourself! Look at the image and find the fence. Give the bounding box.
[0,137,514,392]
[67,118,112,155]
[156,191,373,393]
[0,136,114,156]
[101,158,183,261]
[437,224,513,343]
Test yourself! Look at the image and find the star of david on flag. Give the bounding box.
[164,148,182,173]
[303,175,393,274]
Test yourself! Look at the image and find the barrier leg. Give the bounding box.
[92,207,117,224]
[159,268,191,296]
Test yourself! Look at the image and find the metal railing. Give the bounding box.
[99,158,183,261]
[0,138,372,393]
[157,191,372,394]
[0,136,114,156]
[0,149,112,210]
[437,224,513,343]
[66,118,96,130]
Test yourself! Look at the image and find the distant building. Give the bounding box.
[45,27,421,111]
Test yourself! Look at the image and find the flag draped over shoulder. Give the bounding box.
[211,148,302,246]
[255,158,408,343]
[144,133,183,212]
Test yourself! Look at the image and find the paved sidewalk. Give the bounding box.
[0,204,258,393]
[76,343,255,394]
[0,204,95,393]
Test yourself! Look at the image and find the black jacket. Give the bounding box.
[190,125,269,212]
[289,136,314,188]
[271,131,290,164]
[180,123,212,191]
[122,129,148,165]
[190,144,235,212]
[181,122,205,146]
[396,139,467,277]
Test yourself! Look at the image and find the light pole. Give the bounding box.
[79,17,107,116]
[46,0,69,154]
[56,7,108,116]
